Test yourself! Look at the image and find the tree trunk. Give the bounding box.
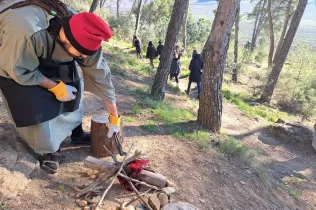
[100,0,106,8]
[197,0,240,133]
[134,0,143,36]
[260,0,308,103]
[267,0,274,67]
[232,2,240,83]
[182,6,189,49]
[250,0,267,52]
[250,0,263,52]
[151,0,189,100]
[116,0,120,18]
[89,0,100,13]
[273,0,292,64]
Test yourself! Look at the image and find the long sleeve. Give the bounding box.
[77,48,116,104]
[0,30,45,85]
[189,60,193,71]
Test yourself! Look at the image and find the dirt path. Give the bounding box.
[0,46,315,210]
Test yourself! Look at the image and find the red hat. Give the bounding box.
[63,12,112,55]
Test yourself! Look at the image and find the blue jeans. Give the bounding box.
[187,80,201,95]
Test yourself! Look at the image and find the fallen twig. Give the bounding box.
[96,143,135,209]
[125,188,152,207]
[118,173,160,190]
[123,170,153,210]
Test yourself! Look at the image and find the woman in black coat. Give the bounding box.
[169,45,182,83]
[186,50,203,98]
[146,41,157,68]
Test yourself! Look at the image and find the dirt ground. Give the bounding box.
[0,49,316,210]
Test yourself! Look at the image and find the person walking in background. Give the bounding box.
[186,50,203,99]
[169,45,182,84]
[146,41,157,69]
[156,40,164,59]
[134,35,143,59]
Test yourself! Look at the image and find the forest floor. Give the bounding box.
[0,42,316,210]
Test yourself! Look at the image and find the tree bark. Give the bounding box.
[90,116,122,158]
[267,0,274,67]
[273,0,292,64]
[232,2,240,83]
[151,0,189,100]
[116,0,120,18]
[250,0,267,52]
[197,0,240,133]
[182,6,189,49]
[89,0,100,13]
[260,0,308,103]
[134,0,144,36]
[100,0,106,8]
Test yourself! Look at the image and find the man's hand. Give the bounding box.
[48,81,77,102]
[107,113,121,138]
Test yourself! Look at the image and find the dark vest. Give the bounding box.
[0,18,81,127]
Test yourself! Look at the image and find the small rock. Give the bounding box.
[91,204,97,210]
[86,170,94,176]
[90,175,97,179]
[161,187,176,195]
[83,206,90,210]
[214,169,218,173]
[240,181,246,185]
[158,193,169,207]
[199,198,206,203]
[77,200,88,207]
[246,170,251,174]
[166,180,174,187]
[148,194,161,210]
[92,196,101,203]
[234,183,237,187]
[92,170,99,175]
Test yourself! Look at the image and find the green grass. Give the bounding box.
[280,183,298,199]
[124,116,136,122]
[222,85,279,122]
[141,120,158,133]
[103,43,153,76]
[171,128,211,149]
[153,103,194,124]
[218,134,255,163]
[0,201,7,210]
[131,103,142,115]
[58,184,65,192]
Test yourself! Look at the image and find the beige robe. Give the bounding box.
[0,3,116,154]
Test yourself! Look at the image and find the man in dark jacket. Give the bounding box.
[146,41,156,68]
[186,50,203,98]
[156,40,164,59]
[134,35,143,59]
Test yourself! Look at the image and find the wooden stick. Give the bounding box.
[122,170,153,210]
[125,188,152,207]
[103,145,114,157]
[96,143,134,209]
[118,173,160,190]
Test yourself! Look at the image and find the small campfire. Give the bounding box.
[72,143,176,210]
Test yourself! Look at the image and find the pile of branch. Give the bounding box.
[72,144,174,210]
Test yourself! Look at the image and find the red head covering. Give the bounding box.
[63,12,112,55]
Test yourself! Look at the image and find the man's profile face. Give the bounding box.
[59,27,87,59]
